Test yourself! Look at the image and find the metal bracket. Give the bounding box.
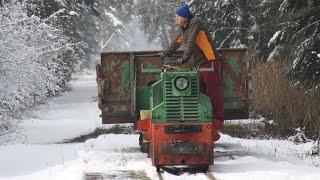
[141,63,162,73]
[198,67,215,72]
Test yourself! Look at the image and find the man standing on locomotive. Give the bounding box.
[160,3,224,141]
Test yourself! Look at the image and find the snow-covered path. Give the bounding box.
[18,74,103,144]
[0,73,104,178]
[0,73,320,180]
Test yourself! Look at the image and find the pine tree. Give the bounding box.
[26,0,101,72]
[278,0,320,90]
[189,0,254,48]
[135,0,182,49]
[97,0,134,51]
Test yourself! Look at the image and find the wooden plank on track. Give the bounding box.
[157,172,164,180]
[214,150,247,158]
[84,170,151,180]
[85,173,104,180]
[206,171,218,180]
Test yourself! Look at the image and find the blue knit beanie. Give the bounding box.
[176,4,193,19]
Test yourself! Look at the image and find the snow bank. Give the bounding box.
[218,134,320,167]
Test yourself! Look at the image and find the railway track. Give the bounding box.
[85,170,217,180]
[84,149,243,180]
[153,150,246,180]
[156,171,217,180]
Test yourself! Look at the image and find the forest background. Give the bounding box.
[1,0,319,139]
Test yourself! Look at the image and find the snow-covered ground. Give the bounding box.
[17,73,105,144]
[0,73,320,180]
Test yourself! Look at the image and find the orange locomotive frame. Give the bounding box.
[137,119,216,169]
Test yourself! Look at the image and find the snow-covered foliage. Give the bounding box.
[0,0,147,138]
[311,140,320,155]
[288,127,313,144]
[268,30,282,47]
[288,41,320,90]
[135,0,320,90]
[97,0,135,51]
[189,0,254,49]
[0,2,70,134]
[135,0,183,49]
[275,0,320,90]
[105,12,122,26]
[27,0,101,71]
[267,45,284,62]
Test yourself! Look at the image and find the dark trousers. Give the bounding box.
[199,60,224,120]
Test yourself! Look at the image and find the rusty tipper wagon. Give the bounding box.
[96,49,250,171]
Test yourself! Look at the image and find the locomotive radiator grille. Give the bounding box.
[152,81,163,108]
[165,78,199,121]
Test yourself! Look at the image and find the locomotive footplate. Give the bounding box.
[161,140,205,154]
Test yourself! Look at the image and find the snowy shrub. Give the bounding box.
[26,0,102,71]
[288,127,312,144]
[0,2,69,135]
[311,139,320,155]
[97,0,135,51]
[0,0,136,139]
[189,0,263,49]
[252,61,320,138]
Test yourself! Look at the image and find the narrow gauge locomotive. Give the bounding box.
[96,49,249,172]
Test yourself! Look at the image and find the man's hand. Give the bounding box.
[174,58,185,66]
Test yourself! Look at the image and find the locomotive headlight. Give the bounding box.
[174,76,189,91]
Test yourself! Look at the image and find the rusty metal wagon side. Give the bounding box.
[96,49,250,124]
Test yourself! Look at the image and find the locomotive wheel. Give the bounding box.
[199,165,209,173]
[139,133,150,153]
[140,142,149,153]
[139,132,143,146]
[147,143,151,158]
[156,165,162,172]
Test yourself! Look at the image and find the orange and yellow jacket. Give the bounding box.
[164,17,218,68]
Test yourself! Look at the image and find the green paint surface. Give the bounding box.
[100,50,249,122]
[151,71,212,123]
[227,56,241,75]
[136,86,151,120]
[223,55,243,110]
[223,55,239,98]
[120,60,131,100]
[102,59,131,116]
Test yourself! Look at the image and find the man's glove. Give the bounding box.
[174,58,185,66]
